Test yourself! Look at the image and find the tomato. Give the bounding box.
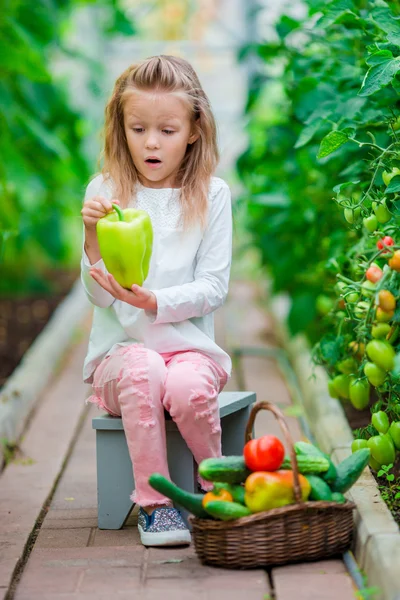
[366,265,383,283]
[337,357,358,375]
[344,206,361,224]
[389,250,400,272]
[243,435,285,472]
[371,411,390,434]
[367,433,395,466]
[335,281,347,295]
[371,323,391,339]
[378,290,396,312]
[349,379,370,410]
[202,489,233,507]
[373,199,392,223]
[376,235,394,251]
[369,456,382,471]
[345,291,359,303]
[388,421,400,450]
[363,362,387,387]
[349,341,365,359]
[332,374,351,400]
[354,301,369,319]
[328,379,340,399]
[316,294,334,315]
[366,339,395,371]
[376,307,394,322]
[363,215,378,233]
[361,280,376,297]
[351,439,368,452]
[382,167,400,187]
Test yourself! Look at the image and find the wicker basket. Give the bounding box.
[191,401,355,569]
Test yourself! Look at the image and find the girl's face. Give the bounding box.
[123,90,199,189]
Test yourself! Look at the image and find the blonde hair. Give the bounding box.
[100,55,219,228]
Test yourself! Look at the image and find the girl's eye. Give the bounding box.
[132,128,143,133]
[163,130,174,135]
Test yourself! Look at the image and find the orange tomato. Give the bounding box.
[366,265,383,283]
[389,250,400,272]
[376,307,395,322]
[378,290,396,312]
[202,489,233,507]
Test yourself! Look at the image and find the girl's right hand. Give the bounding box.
[81,196,120,233]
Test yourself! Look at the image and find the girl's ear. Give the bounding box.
[188,117,200,144]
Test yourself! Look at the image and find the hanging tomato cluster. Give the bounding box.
[313,165,400,471]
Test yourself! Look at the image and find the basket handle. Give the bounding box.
[244,401,303,504]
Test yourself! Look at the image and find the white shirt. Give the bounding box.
[81,174,233,383]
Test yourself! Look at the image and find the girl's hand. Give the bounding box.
[90,268,157,312]
[81,196,120,233]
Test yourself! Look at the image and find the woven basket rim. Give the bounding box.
[190,500,356,530]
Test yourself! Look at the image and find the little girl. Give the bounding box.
[81,55,232,547]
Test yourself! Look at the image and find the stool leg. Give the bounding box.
[221,405,253,455]
[166,422,196,526]
[96,430,135,529]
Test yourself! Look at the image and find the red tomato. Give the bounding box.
[243,435,285,471]
[366,265,383,283]
[377,236,394,252]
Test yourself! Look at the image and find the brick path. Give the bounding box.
[0,280,357,600]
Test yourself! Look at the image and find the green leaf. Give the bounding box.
[294,120,323,149]
[319,334,343,366]
[316,0,356,28]
[332,180,360,193]
[317,131,350,158]
[371,6,400,46]
[385,175,400,193]
[359,51,400,96]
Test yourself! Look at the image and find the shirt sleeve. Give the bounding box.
[80,175,116,309]
[147,182,232,324]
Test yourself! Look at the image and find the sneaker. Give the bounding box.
[138,507,191,547]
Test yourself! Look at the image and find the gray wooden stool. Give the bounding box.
[92,390,256,529]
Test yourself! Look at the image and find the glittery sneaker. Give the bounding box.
[138,507,191,547]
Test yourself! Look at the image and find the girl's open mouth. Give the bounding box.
[145,158,162,169]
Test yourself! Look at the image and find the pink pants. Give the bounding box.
[88,344,228,507]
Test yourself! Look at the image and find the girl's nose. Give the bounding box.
[145,134,160,149]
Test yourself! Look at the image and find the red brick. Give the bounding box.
[92,526,140,546]
[78,566,141,593]
[35,527,92,548]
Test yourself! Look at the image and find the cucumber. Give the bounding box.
[148,473,209,518]
[213,482,246,505]
[281,454,329,474]
[331,448,371,493]
[294,441,337,483]
[305,475,333,501]
[198,456,251,484]
[331,492,346,504]
[203,500,252,521]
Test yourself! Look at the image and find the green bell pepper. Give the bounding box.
[97,203,153,289]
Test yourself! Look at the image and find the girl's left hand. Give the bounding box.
[90,268,157,312]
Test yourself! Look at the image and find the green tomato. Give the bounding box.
[372,198,392,223]
[363,362,387,387]
[349,379,370,410]
[363,215,378,233]
[361,280,376,297]
[371,323,391,339]
[369,455,382,471]
[337,357,358,375]
[371,411,390,434]
[335,281,347,295]
[354,301,370,319]
[382,167,400,188]
[316,294,334,315]
[332,374,351,400]
[328,379,340,399]
[388,421,400,450]
[351,439,368,452]
[366,339,395,371]
[344,206,362,224]
[346,291,359,303]
[367,433,395,466]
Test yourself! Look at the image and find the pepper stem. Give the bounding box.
[112,203,124,221]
